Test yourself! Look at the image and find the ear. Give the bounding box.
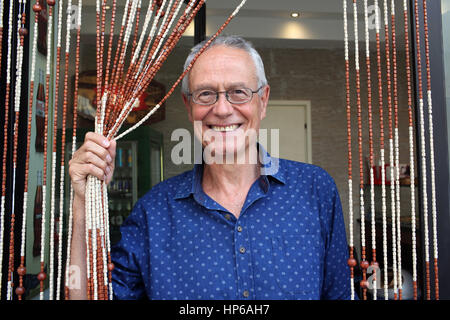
[259,85,270,120]
[182,93,193,123]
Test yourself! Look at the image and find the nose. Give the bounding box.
[212,92,234,118]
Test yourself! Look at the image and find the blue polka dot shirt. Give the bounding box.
[111,147,352,300]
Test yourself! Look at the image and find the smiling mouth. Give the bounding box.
[208,124,242,132]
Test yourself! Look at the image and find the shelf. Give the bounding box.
[107,191,133,198]
[364,183,418,187]
[357,216,420,231]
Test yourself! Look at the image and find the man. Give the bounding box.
[69,35,351,300]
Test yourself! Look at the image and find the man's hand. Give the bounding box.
[68,132,116,300]
[68,132,116,203]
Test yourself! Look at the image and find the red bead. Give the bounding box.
[15,286,25,296]
[347,258,357,268]
[360,280,369,289]
[360,260,369,269]
[17,266,26,276]
[33,4,42,12]
[107,263,115,272]
[37,271,47,282]
[47,0,56,6]
[19,28,28,36]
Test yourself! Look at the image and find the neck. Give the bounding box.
[202,145,261,196]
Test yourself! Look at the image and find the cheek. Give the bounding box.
[191,106,210,121]
[241,105,261,126]
[191,108,209,142]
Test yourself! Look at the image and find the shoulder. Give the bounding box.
[278,158,337,190]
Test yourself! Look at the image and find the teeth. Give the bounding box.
[211,124,239,132]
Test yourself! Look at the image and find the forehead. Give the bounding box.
[188,45,258,89]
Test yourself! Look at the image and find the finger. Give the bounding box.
[69,162,106,183]
[108,139,117,159]
[105,164,114,184]
[85,163,107,182]
[84,131,111,149]
[82,151,110,174]
[81,140,113,164]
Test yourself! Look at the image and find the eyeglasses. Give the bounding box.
[187,86,264,106]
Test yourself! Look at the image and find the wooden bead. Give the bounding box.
[17,266,26,276]
[33,3,42,12]
[19,28,28,36]
[37,271,47,281]
[360,280,369,289]
[360,260,369,270]
[107,262,115,271]
[15,286,25,296]
[347,258,357,268]
[47,0,56,6]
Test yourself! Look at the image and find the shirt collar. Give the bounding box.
[174,143,285,200]
[258,143,285,185]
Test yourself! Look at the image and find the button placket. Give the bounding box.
[233,219,253,299]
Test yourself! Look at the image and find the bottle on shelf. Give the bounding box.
[115,199,123,226]
[124,148,132,193]
[33,171,43,256]
[115,147,123,192]
[35,70,45,152]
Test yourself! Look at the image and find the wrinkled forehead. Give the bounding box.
[188,45,258,90]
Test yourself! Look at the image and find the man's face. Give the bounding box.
[182,45,270,161]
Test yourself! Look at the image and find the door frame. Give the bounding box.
[265,100,312,164]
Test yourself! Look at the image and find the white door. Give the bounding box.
[259,100,312,164]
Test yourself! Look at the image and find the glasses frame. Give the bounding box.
[187,85,265,106]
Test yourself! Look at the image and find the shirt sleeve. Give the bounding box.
[111,201,149,300]
[317,171,352,300]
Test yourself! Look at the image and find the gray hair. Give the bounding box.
[181,35,268,95]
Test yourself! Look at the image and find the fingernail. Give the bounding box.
[106,154,112,163]
[103,140,110,147]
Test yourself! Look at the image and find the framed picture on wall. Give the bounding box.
[124,80,166,126]
[76,71,166,126]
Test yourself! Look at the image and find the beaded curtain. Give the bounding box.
[0,0,442,300]
[344,0,439,300]
[0,0,247,300]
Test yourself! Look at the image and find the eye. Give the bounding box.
[229,88,251,100]
[198,90,214,97]
[193,90,216,104]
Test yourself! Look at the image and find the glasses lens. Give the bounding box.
[191,87,254,105]
[193,90,216,105]
[227,88,252,104]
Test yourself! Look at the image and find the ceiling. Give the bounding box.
[78,0,406,48]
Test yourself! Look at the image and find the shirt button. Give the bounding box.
[237,226,243,232]
[239,246,246,254]
[243,290,249,298]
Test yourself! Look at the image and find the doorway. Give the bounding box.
[259,100,312,164]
